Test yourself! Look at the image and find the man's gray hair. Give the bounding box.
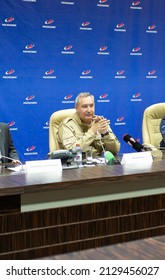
[75,92,95,107]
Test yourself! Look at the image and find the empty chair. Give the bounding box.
[142,103,165,149]
[49,108,75,152]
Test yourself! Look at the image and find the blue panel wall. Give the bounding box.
[0,0,165,161]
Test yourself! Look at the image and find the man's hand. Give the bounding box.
[11,160,21,165]
[90,116,110,134]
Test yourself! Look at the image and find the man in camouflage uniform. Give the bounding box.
[57,92,120,157]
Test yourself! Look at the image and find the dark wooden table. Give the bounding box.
[0,153,165,259]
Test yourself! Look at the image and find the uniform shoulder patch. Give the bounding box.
[63,117,73,124]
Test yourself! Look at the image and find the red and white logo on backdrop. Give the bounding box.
[42,19,56,29]
[114,22,126,32]
[23,44,37,53]
[115,70,126,79]
[80,69,93,79]
[5,17,14,23]
[146,70,157,79]
[130,92,142,102]
[115,117,126,125]
[130,47,142,56]
[6,69,15,75]
[80,21,92,30]
[24,145,38,156]
[130,1,142,9]
[132,1,140,6]
[43,121,49,129]
[61,45,75,54]
[8,121,18,131]
[146,25,157,33]
[97,93,110,103]
[23,95,37,105]
[3,69,17,79]
[97,46,109,55]
[43,69,56,79]
[2,17,16,27]
[62,94,74,104]
[97,0,110,7]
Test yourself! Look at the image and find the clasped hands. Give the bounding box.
[90,115,110,135]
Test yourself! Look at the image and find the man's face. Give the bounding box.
[76,96,95,124]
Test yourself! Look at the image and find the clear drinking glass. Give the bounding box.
[85,146,93,163]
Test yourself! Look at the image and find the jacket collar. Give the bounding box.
[73,112,91,129]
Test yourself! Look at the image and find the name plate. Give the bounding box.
[121,151,153,165]
[25,159,62,173]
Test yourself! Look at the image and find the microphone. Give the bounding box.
[123,134,145,152]
[0,154,23,170]
[104,151,120,165]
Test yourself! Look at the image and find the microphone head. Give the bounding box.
[123,134,143,152]
[104,151,115,163]
[123,134,131,143]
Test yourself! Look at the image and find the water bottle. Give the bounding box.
[74,144,82,166]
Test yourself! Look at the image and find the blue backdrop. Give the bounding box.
[1,0,164,162]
